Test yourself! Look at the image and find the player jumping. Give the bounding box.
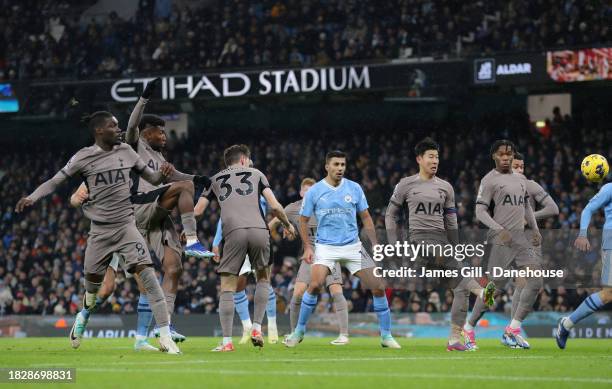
[284,150,400,349]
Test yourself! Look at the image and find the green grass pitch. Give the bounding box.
[1,337,611,389]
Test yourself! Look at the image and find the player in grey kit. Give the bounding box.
[385,137,496,351]
[15,111,181,354]
[195,144,296,350]
[463,140,542,350]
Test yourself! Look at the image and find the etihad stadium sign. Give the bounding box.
[109,60,463,102]
[111,66,371,102]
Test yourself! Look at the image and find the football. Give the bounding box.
[581,154,609,182]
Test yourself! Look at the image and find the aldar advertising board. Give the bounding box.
[473,52,549,86]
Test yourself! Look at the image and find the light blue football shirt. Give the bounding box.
[300,178,368,246]
[579,182,612,249]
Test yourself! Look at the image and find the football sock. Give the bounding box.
[219,291,235,337]
[373,296,391,337]
[136,294,153,338]
[566,292,605,329]
[296,291,318,333]
[332,293,349,335]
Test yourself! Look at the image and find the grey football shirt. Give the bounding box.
[476,169,529,231]
[61,143,146,224]
[389,174,456,240]
[203,166,270,235]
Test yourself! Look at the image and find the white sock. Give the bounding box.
[268,316,277,329]
[242,319,252,331]
[464,322,474,331]
[478,289,484,299]
[223,337,232,345]
[135,334,147,342]
[509,319,521,330]
[563,317,574,330]
[252,323,262,332]
[186,237,198,246]
[158,325,171,337]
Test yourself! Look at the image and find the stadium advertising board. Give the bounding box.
[547,47,612,83]
[109,61,463,102]
[473,52,548,85]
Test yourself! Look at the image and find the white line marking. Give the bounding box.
[32,354,612,367]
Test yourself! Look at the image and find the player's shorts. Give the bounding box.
[131,185,182,261]
[601,249,612,287]
[108,253,131,278]
[219,228,270,275]
[486,240,538,281]
[314,241,376,275]
[85,221,153,276]
[296,260,342,287]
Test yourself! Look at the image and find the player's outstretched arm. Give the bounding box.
[16,170,69,212]
[359,209,378,247]
[261,188,295,238]
[384,201,402,244]
[125,78,160,145]
[194,197,209,219]
[69,182,89,208]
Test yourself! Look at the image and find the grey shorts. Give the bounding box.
[219,228,270,275]
[85,222,153,276]
[296,260,343,287]
[132,186,181,261]
[487,241,538,280]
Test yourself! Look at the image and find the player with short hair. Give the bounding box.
[385,137,495,351]
[556,181,612,349]
[463,140,541,350]
[284,151,400,349]
[270,178,349,346]
[211,184,279,345]
[508,152,559,347]
[195,144,296,351]
[16,111,180,354]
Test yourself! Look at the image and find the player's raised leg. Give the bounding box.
[557,288,611,349]
[158,181,214,258]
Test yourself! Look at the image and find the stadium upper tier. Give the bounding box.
[1,0,610,81]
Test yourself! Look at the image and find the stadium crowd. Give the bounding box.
[1,0,610,81]
[1,103,610,317]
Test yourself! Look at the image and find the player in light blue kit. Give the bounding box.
[285,151,400,349]
[211,195,279,346]
[556,182,612,349]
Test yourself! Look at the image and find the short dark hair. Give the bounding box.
[82,111,113,132]
[490,139,516,156]
[514,151,525,161]
[414,137,439,156]
[325,150,346,163]
[139,114,165,131]
[223,144,250,167]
